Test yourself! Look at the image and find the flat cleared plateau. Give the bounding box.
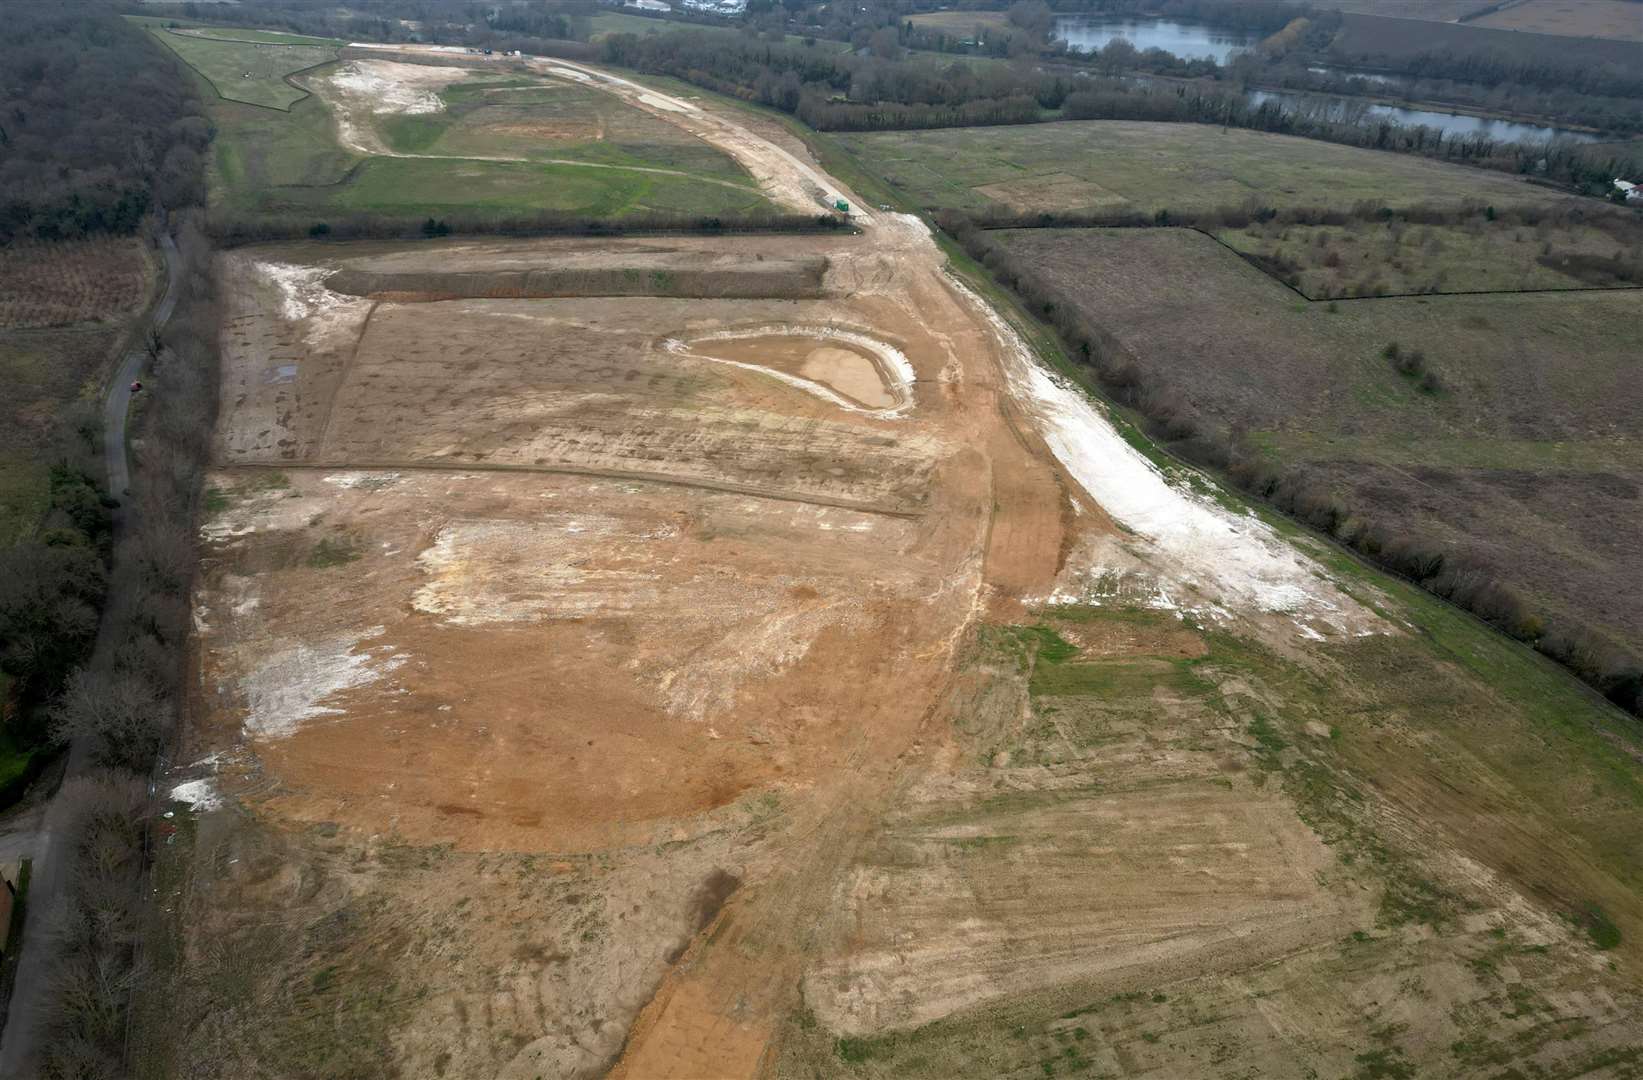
[149,52,1643,1080]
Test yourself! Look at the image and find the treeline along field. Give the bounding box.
[0,3,226,1072]
[943,212,1643,718]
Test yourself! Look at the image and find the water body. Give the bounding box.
[1054,17,1257,64]
[1247,87,1599,144]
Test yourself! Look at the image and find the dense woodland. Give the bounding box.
[0,2,207,241]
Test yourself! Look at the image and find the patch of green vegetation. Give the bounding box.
[1578,904,1622,950]
[1030,656,1206,699]
[837,121,1569,215]
[307,536,360,569]
[147,28,337,109]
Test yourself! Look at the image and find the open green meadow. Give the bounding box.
[376,78,753,183]
[147,27,338,109]
[836,120,1571,214]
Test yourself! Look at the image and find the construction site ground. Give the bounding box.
[148,51,1643,1080]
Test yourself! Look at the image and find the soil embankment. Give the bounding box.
[325,254,826,300]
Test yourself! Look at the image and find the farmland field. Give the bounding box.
[835,121,1569,214]
[993,226,1643,656]
[1304,0,1493,18]
[0,238,154,540]
[148,27,338,109]
[1473,0,1643,41]
[1217,211,1643,297]
[1331,10,1643,67]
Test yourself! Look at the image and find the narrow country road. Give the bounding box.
[0,230,182,1076]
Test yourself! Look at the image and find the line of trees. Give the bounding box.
[209,208,851,246]
[0,5,222,1074]
[29,214,219,1080]
[940,210,1642,720]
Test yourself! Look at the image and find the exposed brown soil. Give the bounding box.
[161,56,1643,1080]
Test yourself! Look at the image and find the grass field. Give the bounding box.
[181,49,773,221]
[376,78,753,183]
[906,10,1021,39]
[1474,0,1643,41]
[835,120,1569,214]
[149,27,337,109]
[993,226,1643,656]
[1217,215,1643,297]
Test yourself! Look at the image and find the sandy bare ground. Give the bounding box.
[161,51,1643,1080]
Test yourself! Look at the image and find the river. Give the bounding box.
[1052,16,1598,145]
[1246,87,1600,144]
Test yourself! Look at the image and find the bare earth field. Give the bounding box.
[1474,0,1643,42]
[145,55,1643,1080]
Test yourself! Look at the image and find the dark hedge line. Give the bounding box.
[941,212,1643,720]
[208,209,851,246]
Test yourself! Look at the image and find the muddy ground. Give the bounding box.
[153,54,1643,1080]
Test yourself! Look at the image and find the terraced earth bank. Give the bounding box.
[152,51,1643,1080]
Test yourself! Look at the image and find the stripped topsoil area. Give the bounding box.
[168,226,1075,1076]
[156,76,1643,1079]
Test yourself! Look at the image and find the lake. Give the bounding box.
[1054,17,1258,64]
[1247,88,1600,145]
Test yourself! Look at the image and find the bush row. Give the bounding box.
[31,216,220,1080]
[942,213,1643,720]
[207,209,851,247]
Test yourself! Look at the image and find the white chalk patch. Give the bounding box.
[239,627,407,740]
[326,59,450,115]
[252,261,375,350]
[955,277,1381,639]
[323,471,403,491]
[169,778,222,811]
[413,517,657,624]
